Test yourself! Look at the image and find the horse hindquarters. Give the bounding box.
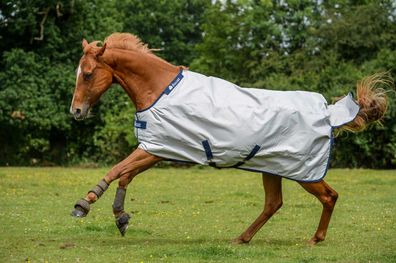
[233,175,338,245]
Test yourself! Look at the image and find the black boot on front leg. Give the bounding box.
[113,187,131,236]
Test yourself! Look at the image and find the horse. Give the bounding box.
[70,33,390,245]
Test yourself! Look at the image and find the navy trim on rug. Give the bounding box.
[136,70,184,113]
[134,114,141,142]
[164,72,184,95]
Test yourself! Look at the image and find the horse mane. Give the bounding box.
[84,32,179,69]
[104,33,152,53]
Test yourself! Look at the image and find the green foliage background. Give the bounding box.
[0,0,395,167]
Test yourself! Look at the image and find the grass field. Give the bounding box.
[0,167,395,262]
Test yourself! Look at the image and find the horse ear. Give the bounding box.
[96,43,107,57]
[82,39,88,49]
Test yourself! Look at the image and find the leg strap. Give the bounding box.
[88,179,109,199]
[113,187,127,212]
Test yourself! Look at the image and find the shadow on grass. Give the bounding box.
[92,236,300,247]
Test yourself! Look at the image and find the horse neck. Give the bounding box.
[104,49,180,110]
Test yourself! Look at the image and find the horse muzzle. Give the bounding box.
[70,104,90,121]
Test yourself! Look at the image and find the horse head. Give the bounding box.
[70,39,113,120]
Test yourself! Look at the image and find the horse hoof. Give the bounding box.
[307,236,323,246]
[71,199,90,218]
[116,213,131,236]
[71,207,87,217]
[231,237,249,245]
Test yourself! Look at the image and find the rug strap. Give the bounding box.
[245,145,261,161]
[201,140,260,169]
[202,140,213,160]
[230,144,261,168]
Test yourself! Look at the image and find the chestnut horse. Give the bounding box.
[70,33,389,245]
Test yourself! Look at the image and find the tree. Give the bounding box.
[193,0,396,168]
[118,0,210,65]
[0,0,394,167]
[0,0,124,165]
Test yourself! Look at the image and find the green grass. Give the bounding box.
[0,167,395,262]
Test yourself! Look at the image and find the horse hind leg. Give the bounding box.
[298,180,338,245]
[106,149,161,236]
[233,173,283,244]
[112,175,133,236]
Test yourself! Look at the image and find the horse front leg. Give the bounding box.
[108,149,162,235]
[71,148,162,221]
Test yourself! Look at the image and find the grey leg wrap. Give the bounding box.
[71,199,90,218]
[88,179,109,199]
[113,187,126,212]
[113,187,131,236]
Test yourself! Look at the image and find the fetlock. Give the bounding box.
[87,192,98,203]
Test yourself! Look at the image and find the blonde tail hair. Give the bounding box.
[338,72,393,133]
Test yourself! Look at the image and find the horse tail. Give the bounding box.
[338,72,393,133]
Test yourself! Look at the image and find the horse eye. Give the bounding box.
[83,72,92,81]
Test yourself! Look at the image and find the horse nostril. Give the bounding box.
[74,108,82,118]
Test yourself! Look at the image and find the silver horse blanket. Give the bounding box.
[134,70,359,182]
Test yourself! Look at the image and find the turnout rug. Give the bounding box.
[134,70,359,182]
